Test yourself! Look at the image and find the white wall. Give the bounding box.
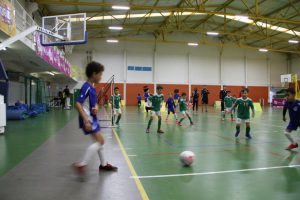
[68,40,288,87]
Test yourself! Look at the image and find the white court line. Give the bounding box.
[130,164,300,179]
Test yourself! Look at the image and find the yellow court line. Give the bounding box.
[111,128,150,200]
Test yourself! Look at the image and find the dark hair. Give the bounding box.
[85,61,104,78]
[241,88,249,93]
[143,86,149,92]
[138,93,140,95]
[227,91,231,93]
[157,85,163,90]
[174,89,179,93]
[286,88,296,95]
[182,92,187,96]
[114,87,119,91]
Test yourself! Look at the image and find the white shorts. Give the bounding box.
[236,118,250,124]
[113,108,122,115]
[225,108,233,114]
[181,111,189,116]
[151,111,161,117]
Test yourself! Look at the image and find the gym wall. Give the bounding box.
[67,40,288,105]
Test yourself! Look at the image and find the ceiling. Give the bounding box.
[34,0,300,54]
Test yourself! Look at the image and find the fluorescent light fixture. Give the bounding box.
[112,5,130,10]
[259,48,268,52]
[207,32,219,36]
[109,26,123,30]
[188,42,198,46]
[51,71,61,75]
[106,39,119,43]
[288,39,299,44]
[47,71,55,76]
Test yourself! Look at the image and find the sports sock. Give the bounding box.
[147,118,153,129]
[116,115,121,124]
[158,118,162,130]
[97,145,106,165]
[80,143,101,166]
[285,131,296,144]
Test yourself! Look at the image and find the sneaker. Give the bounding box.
[157,129,165,134]
[222,118,225,121]
[99,163,118,171]
[178,122,182,126]
[72,163,86,175]
[235,131,240,138]
[245,133,252,139]
[116,122,120,127]
[286,143,299,150]
[146,129,150,134]
[190,122,194,125]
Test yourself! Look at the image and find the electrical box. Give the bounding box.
[0,95,6,134]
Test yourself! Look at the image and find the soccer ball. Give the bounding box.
[179,151,195,166]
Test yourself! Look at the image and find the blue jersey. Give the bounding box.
[174,93,179,100]
[76,82,100,134]
[137,96,142,101]
[144,92,149,102]
[166,98,176,109]
[284,100,300,128]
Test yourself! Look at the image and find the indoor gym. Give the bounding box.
[0,0,300,200]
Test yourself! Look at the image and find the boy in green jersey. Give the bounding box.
[224,91,236,121]
[146,85,164,134]
[230,88,255,139]
[177,92,193,126]
[110,87,122,126]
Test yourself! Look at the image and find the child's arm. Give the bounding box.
[230,101,238,112]
[75,102,92,131]
[251,104,255,118]
[283,106,287,121]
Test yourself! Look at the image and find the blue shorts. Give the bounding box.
[168,108,175,114]
[287,121,300,131]
[80,120,101,135]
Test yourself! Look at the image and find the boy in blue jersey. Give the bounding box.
[72,61,117,176]
[283,88,300,150]
[165,93,178,123]
[144,87,151,113]
[174,89,180,110]
[137,93,142,109]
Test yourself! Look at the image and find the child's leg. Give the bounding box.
[284,129,296,144]
[166,110,170,120]
[158,115,162,131]
[173,111,178,120]
[92,132,106,165]
[245,122,252,138]
[147,115,154,130]
[186,113,193,124]
[179,112,186,123]
[235,119,241,137]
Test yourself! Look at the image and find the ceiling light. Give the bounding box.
[288,39,299,44]
[188,42,198,46]
[259,48,268,52]
[206,32,219,36]
[106,39,119,43]
[109,26,123,30]
[47,71,55,76]
[112,5,130,10]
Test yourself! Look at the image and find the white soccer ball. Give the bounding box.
[179,151,195,166]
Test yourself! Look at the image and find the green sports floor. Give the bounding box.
[0,106,300,200]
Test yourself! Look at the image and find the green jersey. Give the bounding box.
[224,96,236,108]
[179,98,187,112]
[110,94,121,109]
[234,98,254,119]
[148,94,164,111]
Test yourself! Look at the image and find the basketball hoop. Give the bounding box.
[64,45,74,55]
